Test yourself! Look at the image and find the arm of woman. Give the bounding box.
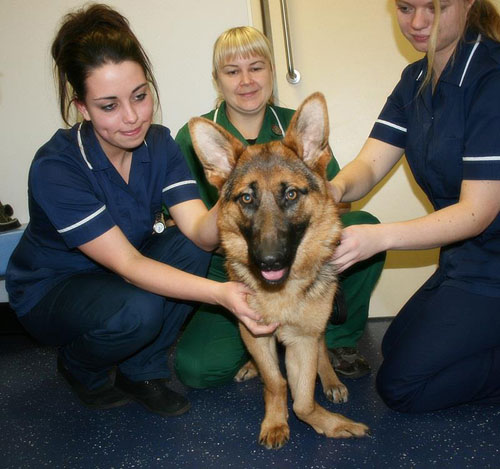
[330,138,405,203]
[78,226,277,335]
[332,178,500,272]
[169,198,220,252]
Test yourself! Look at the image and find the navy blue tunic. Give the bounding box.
[370,30,500,298]
[7,122,200,316]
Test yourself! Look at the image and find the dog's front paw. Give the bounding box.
[259,423,290,449]
[324,382,349,403]
[234,359,259,382]
[327,417,370,439]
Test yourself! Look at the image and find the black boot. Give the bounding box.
[57,356,131,409]
[114,369,190,417]
[329,347,371,379]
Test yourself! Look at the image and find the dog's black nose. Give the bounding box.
[258,254,286,272]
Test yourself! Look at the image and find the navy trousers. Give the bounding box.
[20,227,211,390]
[376,277,500,413]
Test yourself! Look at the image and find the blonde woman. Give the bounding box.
[331,0,500,412]
[174,26,385,388]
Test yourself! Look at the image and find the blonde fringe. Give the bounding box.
[211,26,275,107]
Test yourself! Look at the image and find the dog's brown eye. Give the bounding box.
[286,189,298,201]
[240,193,253,204]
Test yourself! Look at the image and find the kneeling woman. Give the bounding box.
[174,26,385,388]
[6,4,275,417]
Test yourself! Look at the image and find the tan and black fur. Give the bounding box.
[189,93,369,449]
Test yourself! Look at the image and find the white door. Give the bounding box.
[250,0,439,318]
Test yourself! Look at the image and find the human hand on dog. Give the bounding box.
[328,182,351,215]
[328,181,343,204]
[216,282,279,336]
[331,224,385,273]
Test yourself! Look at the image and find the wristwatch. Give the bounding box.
[153,213,166,234]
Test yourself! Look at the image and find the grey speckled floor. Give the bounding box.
[1,318,499,469]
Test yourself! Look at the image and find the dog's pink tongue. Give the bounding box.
[261,269,286,281]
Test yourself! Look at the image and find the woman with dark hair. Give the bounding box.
[6,4,275,417]
[331,0,500,412]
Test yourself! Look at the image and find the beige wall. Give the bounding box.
[251,0,441,317]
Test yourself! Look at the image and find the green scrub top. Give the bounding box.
[175,101,341,210]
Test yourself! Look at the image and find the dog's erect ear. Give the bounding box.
[189,117,246,189]
[283,92,331,174]
[188,117,243,190]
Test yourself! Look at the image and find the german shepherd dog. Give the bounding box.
[189,93,369,449]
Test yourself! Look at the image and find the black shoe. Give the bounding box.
[329,347,371,379]
[57,356,131,410]
[114,370,190,417]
